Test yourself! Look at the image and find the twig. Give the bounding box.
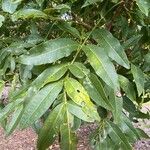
[72,13,92,30]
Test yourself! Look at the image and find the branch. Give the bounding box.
[72,13,92,30]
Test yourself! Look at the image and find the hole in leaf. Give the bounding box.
[81,101,85,106]
[77,89,80,93]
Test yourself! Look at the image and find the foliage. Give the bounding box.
[0,0,150,149]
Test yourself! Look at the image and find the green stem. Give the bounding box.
[71,1,123,64]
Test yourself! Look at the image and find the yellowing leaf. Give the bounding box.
[65,77,100,121]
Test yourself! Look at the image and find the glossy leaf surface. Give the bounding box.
[83,45,119,90]
[19,38,79,65]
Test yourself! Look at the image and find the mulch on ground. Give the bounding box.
[0,120,150,150]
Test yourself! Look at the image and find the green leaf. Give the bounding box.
[2,0,21,14]
[69,62,90,79]
[83,73,113,110]
[10,85,29,101]
[60,103,77,150]
[11,9,48,21]
[98,137,119,150]
[112,0,119,3]
[19,81,63,129]
[0,98,24,122]
[0,80,5,98]
[37,103,66,150]
[131,64,145,96]
[123,96,136,112]
[6,105,24,135]
[118,75,136,101]
[120,114,140,143]
[123,35,142,49]
[136,0,150,16]
[36,0,45,6]
[144,52,150,64]
[1,41,27,55]
[32,64,68,89]
[72,116,81,131]
[92,29,130,69]
[107,121,132,150]
[67,101,94,122]
[0,103,6,129]
[105,86,122,124]
[19,38,79,65]
[65,77,100,121]
[0,15,5,27]
[82,0,102,8]
[57,22,80,38]
[113,97,123,124]
[54,4,71,10]
[136,128,150,139]
[60,124,77,150]
[83,45,119,91]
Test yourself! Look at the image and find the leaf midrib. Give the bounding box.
[87,46,114,86]
[28,43,78,57]
[90,79,112,109]
[96,31,128,66]
[38,104,65,148]
[42,65,67,86]
[109,122,132,150]
[22,82,61,127]
[66,78,91,106]
[73,63,88,77]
